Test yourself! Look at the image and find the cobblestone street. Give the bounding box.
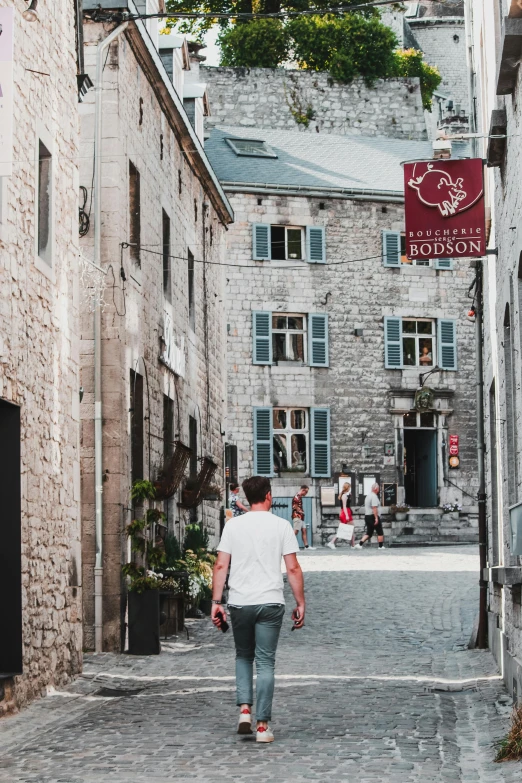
[1,546,520,782]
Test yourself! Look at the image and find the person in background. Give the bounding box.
[292,485,315,550]
[326,482,355,549]
[211,476,306,744]
[357,482,385,550]
[229,482,248,517]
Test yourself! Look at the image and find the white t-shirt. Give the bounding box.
[364,491,380,515]
[217,510,299,606]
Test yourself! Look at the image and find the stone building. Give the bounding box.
[79,5,233,651]
[205,126,479,546]
[0,2,83,712]
[468,0,522,701]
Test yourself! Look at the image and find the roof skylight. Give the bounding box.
[225,138,277,158]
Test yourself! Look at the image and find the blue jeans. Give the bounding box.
[229,603,285,721]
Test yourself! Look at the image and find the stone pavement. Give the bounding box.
[1,546,520,782]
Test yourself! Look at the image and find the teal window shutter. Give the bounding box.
[308,313,329,367]
[311,408,331,477]
[384,316,402,368]
[253,407,273,476]
[435,258,454,270]
[382,231,401,267]
[253,224,271,260]
[438,319,457,370]
[252,311,272,364]
[306,226,326,263]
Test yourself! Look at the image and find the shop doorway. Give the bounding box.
[404,428,437,507]
[271,497,313,547]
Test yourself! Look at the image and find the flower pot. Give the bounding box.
[451,511,459,520]
[442,513,452,522]
[128,589,161,655]
[395,512,408,522]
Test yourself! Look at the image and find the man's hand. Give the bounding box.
[291,605,305,629]
[211,604,227,629]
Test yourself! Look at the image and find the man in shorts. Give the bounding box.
[292,485,315,549]
[358,482,385,550]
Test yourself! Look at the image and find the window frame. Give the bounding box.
[129,160,141,266]
[273,407,309,474]
[225,137,278,158]
[188,249,195,332]
[271,225,305,261]
[272,313,307,364]
[401,318,436,369]
[34,124,54,272]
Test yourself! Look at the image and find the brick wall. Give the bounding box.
[0,1,82,712]
[202,67,428,140]
[79,22,229,651]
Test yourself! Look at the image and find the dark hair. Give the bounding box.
[301,484,309,490]
[229,482,239,491]
[242,476,271,505]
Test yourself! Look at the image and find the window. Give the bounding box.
[271,226,303,260]
[162,209,171,302]
[130,370,144,483]
[253,224,326,263]
[504,303,518,504]
[225,137,277,158]
[163,395,174,463]
[38,140,52,265]
[272,315,306,362]
[403,411,435,427]
[402,319,435,367]
[273,408,308,473]
[384,317,457,370]
[253,406,331,477]
[129,161,141,265]
[382,231,453,269]
[489,382,500,564]
[189,415,198,477]
[188,250,195,331]
[252,311,328,367]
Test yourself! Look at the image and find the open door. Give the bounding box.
[404,429,438,507]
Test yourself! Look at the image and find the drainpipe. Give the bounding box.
[93,21,129,653]
[475,259,488,649]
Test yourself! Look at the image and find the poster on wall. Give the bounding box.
[404,159,485,260]
[0,7,14,177]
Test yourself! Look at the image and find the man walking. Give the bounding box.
[292,485,315,549]
[357,482,385,550]
[211,476,305,743]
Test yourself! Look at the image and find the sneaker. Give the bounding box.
[256,725,275,743]
[326,541,336,550]
[357,542,364,548]
[378,546,386,551]
[237,709,253,735]
[305,546,316,550]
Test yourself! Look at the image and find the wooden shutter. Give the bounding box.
[438,319,457,370]
[253,224,271,260]
[308,313,329,367]
[252,311,272,365]
[382,230,401,267]
[384,316,402,368]
[311,408,331,477]
[306,226,326,263]
[253,407,273,476]
[435,258,454,270]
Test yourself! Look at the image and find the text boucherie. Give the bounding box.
[408,226,483,259]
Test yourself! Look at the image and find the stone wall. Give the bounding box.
[409,18,469,111]
[80,22,229,651]
[0,1,82,712]
[202,67,428,140]
[224,190,478,542]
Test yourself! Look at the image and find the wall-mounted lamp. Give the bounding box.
[23,0,39,22]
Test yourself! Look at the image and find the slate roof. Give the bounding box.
[205,126,468,198]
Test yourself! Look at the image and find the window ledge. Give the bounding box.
[484,566,522,585]
[34,254,54,283]
[497,17,522,95]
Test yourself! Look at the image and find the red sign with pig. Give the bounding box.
[404,159,486,260]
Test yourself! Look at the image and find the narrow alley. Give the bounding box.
[0,547,518,782]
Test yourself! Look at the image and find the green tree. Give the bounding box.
[391,48,441,111]
[219,19,290,68]
[287,14,398,86]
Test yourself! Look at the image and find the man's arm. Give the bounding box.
[211,551,231,626]
[373,501,379,523]
[284,553,305,628]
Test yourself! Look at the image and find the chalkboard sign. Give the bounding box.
[382,483,397,507]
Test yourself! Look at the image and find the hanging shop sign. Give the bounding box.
[449,434,459,456]
[0,7,14,177]
[404,159,485,260]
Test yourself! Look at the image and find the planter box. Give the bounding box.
[395,512,408,522]
[159,591,185,636]
[128,590,160,655]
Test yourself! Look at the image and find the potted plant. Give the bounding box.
[442,502,461,520]
[123,480,182,654]
[203,483,223,502]
[391,504,410,522]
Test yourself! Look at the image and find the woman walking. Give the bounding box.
[326,482,355,550]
